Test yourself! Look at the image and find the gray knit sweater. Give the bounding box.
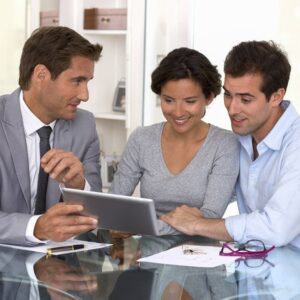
[110,122,239,234]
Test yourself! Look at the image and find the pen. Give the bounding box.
[47,244,85,255]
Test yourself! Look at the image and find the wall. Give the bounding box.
[278,0,300,110]
[0,1,27,94]
[1,1,300,129]
[143,0,194,126]
[192,0,299,129]
[142,0,300,130]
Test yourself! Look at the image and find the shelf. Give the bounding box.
[94,112,126,121]
[82,29,127,36]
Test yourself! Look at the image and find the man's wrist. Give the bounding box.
[26,215,47,244]
[193,218,203,236]
[64,178,90,190]
[33,215,47,241]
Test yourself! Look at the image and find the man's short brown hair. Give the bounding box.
[19,26,103,90]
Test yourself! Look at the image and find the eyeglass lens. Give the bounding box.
[243,240,265,251]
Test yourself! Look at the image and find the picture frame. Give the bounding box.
[112,80,126,112]
[101,154,121,188]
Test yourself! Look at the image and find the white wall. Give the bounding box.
[278,0,300,111]
[0,1,27,94]
[143,0,300,129]
[143,0,194,125]
[192,0,300,129]
[1,0,300,129]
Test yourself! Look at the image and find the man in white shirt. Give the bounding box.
[162,40,300,248]
[0,26,103,245]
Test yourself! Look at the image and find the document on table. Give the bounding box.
[0,239,111,255]
[138,245,236,268]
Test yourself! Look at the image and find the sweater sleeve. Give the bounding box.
[109,127,143,195]
[200,131,240,218]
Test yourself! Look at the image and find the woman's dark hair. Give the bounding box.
[224,40,291,100]
[151,47,221,99]
[19,26,103,90]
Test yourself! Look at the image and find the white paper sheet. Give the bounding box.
[0,239,111,255]
[138,245,236,268]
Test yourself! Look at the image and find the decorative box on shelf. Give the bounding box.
[40,11,59,27]
[84,8,127,30]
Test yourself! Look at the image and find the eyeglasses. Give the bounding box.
[219,239,275,257]
[235,256,275,268]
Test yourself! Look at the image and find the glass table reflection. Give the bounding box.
[0,231,300,299]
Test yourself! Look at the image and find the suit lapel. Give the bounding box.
[2,89,31,210]
[46,119,72,207]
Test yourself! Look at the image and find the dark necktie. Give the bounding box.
[34,126,52,215]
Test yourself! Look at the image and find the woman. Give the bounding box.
[110,47,239,235]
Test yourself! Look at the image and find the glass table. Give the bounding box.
[0,231,299,299]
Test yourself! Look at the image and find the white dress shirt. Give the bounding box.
[19,91,55,243]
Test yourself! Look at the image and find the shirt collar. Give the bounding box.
[262,100,298,150]
[238,100,299,152]
[20,90,56,136]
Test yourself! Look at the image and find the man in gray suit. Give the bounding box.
[0,26,103,245]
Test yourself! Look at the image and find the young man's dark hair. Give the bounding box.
[19,26,103,90]
[224,40,291,100]
[151,47,221,99]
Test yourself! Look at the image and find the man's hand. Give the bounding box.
[110,230,132,239]
[110,237,140,270]
[162,281,193,300]
[34,203,98,241]
[160,205,203,236]
[34,256,98,299]
[161,205,233,241]
[41,149,85,189]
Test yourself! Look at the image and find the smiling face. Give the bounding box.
[25,56,95,124]
[160,78,212,135]
[223,73,284,143]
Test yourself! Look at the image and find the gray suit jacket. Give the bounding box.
[0,88,101,245]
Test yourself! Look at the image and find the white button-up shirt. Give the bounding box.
[19,91,55,243]
[226,101,300,247]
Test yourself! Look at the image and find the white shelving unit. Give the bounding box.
[80,25,127,155]
[83,29,127,36]
[33,0,146,158]
[94,112,126,121]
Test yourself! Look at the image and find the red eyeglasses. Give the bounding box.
[219,239,275,257]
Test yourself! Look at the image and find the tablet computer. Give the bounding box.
[62,188,159,236]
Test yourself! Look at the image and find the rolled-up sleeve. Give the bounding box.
[225,214,247,242]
